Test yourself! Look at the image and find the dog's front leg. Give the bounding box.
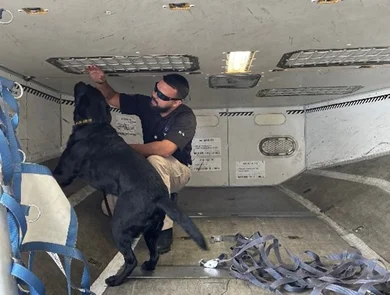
[52,147,78,188]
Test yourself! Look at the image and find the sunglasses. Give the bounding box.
[154,82,182,101]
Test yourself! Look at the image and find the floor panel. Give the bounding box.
[102,217,349,295]
[178,187,313,217]
[24,156,389,295]
[325,154,390,181]
[284,171,390,262]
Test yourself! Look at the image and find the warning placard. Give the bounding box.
[236,161,265,179]
[192,138,221,157]
[192,157,222,172]
[115,114,137,136]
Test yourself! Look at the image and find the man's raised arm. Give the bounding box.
[86,65,120,108]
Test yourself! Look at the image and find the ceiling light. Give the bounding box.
[225,51,256,73]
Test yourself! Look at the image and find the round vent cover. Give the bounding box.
[259,136,296,156]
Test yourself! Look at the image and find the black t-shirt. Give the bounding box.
[119,93,196,166]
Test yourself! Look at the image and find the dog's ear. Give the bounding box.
[74,82,88,105]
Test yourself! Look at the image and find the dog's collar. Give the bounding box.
[74,118,93,126]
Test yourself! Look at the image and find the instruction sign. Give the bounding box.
[236,161,265,179]
[192,157,222,172]
[115,114,137,136]
[192,137,221,157]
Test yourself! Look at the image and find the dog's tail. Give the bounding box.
[156,197,208,251]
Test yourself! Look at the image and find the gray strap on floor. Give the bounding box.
[201,232,390,295]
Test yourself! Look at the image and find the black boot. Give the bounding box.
[157,228,173,254]
[157,193,178,254]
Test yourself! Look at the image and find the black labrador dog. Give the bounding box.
[53,81,208,287]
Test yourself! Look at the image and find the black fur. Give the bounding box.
[53,82,208,287]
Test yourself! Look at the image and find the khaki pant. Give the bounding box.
[101,155,191,230]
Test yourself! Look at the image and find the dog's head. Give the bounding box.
[73,82,112,126]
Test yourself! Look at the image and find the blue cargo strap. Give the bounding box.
[200,231,390,295]
[0,75,94,294]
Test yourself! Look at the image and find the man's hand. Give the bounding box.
[85,65,120,108]
[86,65,106,84]
[129,140,177,158]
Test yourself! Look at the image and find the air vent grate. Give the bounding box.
[46,55,200,74]
[277,47,390,68]
[257,86,363,97]
[209,74,261,89]
[259,136,296,156]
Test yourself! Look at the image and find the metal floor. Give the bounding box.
[33,155,390,295]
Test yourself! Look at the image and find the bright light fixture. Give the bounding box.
[225,51,256,73]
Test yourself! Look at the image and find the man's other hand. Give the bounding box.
[86,65,106,84]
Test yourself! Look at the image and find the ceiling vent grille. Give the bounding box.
[46,55,200,74]
[259,136,296,157]
[277,47,390,68]
[257,86,363,97]
[209,74,261,89]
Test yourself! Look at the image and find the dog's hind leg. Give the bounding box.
[141,209,165,271]
[105,205,144,287]
[105,226,141,286]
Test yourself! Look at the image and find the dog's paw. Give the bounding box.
[105,275,123,287]
[141,260,156,271]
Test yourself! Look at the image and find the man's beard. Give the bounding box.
[150,97,171,113]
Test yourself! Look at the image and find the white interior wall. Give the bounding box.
[25,83,61,161]
[55,87,390,186]
[60,97,144,150]
[60,101,306,187]
[110,108,230,186]
[4,66,390,184]
[228,107,305,186]
[306,88,390,169]
[0,69,62,162]
[114,106,306,187]
[188,109,229,187]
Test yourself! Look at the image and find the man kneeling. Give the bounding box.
[87,65,196,254]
